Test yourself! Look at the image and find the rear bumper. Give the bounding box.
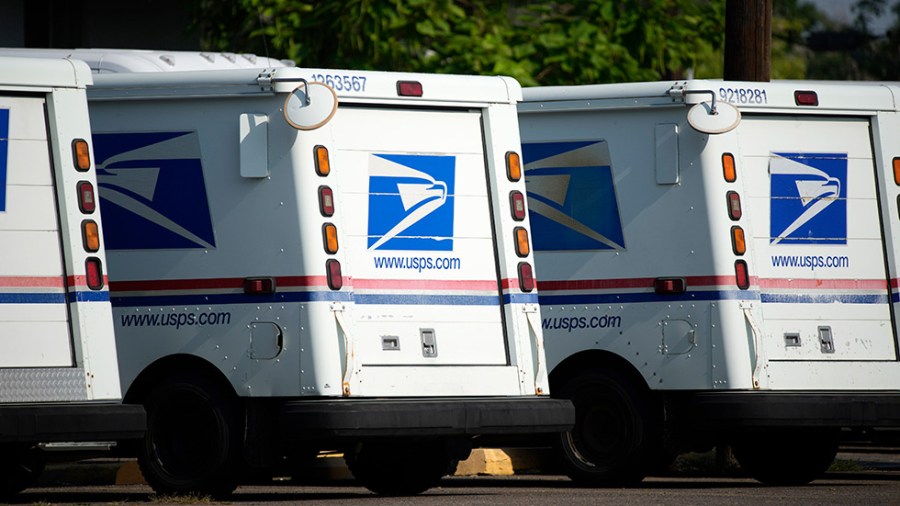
[279,396,574,440]
[687,391,900,429]
[0,402,146,443]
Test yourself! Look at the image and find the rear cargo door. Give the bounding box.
[0,95,74,367]
[740,115,894,361]
[333,106,507,366]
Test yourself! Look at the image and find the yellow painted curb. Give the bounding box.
[115,460,146,485]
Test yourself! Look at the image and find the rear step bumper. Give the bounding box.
[0,402,146,443]
[280,397,574,439]
[687,391,900,429]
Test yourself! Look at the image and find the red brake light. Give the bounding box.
[85,257,104,290]
[735,260,750,289]
[510,191,526,221]
[397,81,423,97]
[726,191,742,221]
[319,186,335,216]
[518,262,535,292]
[77,181,96,214]
[794,90,818,106]
[326,259,343,290]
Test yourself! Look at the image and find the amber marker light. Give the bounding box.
[731,226,746,255]
[514,227,530,257]
[82,220,100,252]
[73,139,91,171]
[315,145,330,176]
[893,157,900,186]
[323,223,339,254]
[722,153,736,182]
[506,151,521,181]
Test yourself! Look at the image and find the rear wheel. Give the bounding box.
[0,445,45,499]
[554,369,661,486]
[732,430,839,486]
[345,440,453,496]
[137,374,242,498]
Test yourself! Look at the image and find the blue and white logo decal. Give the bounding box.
[770,152,846,245]
[367,154,455,251]
[0,109,9,212]
[523,141,625,251]
[93,132,216,250]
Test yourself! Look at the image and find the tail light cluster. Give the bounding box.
[723,153,749,289]
[73,139,104,290]
[316,146,342,290]
[506,151,535,292]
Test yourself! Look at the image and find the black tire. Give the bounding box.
[0,445,45,499]
[344,440,452,496]
[137,374,242,498]
[554,369,661,486]
[732,430,839,486]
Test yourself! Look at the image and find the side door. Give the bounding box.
[332,106,509,368]
[0,95,74,367]
[740,115,894,361]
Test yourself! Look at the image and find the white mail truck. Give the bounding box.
[9,49,572,497]
[0,55,144,499]
[519,80,900,486]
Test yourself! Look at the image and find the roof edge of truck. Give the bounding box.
[89,66,522,104]
[521,79,900,112]
[0,55,92,89]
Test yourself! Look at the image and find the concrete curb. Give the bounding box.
[38,448,550,487]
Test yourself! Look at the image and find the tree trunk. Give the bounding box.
[724,0,772,81]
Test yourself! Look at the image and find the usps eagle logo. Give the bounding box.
[523,140,625,251]
[367,153,455,251]
[93,132,216,250]
[769,152,847,245]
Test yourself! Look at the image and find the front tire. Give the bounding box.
[138,374,242,497]
[732,430,839,486]
[554,369,661,486]
[345,440,453,496]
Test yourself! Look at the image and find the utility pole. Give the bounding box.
[724,0,772,81]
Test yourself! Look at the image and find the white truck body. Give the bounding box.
[6,49,570,496]
[519,80,900,485]
[0,55,144,497]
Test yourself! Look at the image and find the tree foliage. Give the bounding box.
[190,0,725,86]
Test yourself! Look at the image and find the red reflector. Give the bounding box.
[77,181,96,214]
[794,90,818,106]
[85,257,104,290]
[654,277,686,294]
[510,191,526,221]
[735,260,750,289]
[397,81,423,97]
[326,259,343,290]
[244,277,276,295]
[319,186,335,217]
[726,190,742,220]
[518,262,535,292]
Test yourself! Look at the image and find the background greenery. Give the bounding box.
[191,0,900,85]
